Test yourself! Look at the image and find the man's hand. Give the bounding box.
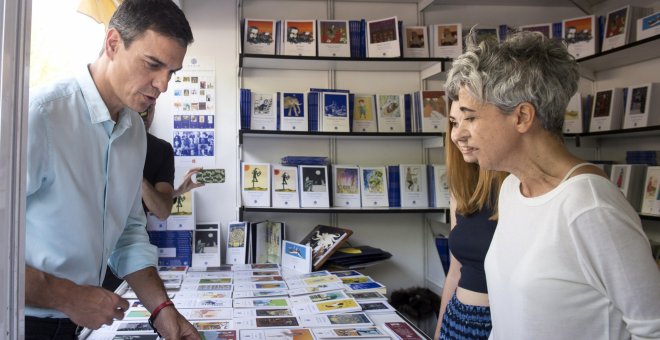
[153,306,201,340]
[25,266,129,330]
[60,285,129,329]
[173,167,204,197]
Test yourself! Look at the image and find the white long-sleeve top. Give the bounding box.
[486,174,660,339]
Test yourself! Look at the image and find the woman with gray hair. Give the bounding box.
[445,30,660,339]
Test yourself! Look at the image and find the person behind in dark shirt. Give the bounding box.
[103,104,203,291]
[139,104,204,220]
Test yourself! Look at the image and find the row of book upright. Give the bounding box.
[240,88,448,133]
[86,265,428,340]
[594,160,660,217]
[242,7,660,60]
[241,162,449,209]
[562,83,660,134]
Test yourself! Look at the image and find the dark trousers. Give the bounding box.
[25,316,81,340]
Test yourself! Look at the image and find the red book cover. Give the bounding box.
[384,322,423,340]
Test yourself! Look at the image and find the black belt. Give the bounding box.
[25,316,81,340]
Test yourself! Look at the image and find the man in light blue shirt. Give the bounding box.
[25,0,199,339]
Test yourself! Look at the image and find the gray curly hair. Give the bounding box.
[445,29,579,136]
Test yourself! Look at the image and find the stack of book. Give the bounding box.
[83,265,427,340]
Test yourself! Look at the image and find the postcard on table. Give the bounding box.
[299,312,374,328]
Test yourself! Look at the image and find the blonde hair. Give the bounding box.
[445,105,507,219]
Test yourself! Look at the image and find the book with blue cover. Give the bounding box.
[280,92,307,132]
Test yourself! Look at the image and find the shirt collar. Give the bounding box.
[76,64,135,131]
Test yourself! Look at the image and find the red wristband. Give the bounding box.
[148,299,174,333]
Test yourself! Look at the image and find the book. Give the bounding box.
[250,220,285,264]
[590,88,625,132]
[318,20,351,57]
[428,164,450,208]
[300,225,353,270]
[402,26,429,58]
[332,165,361,208]
[244,19,277,55]
[399,164,429,208]
[376,94,405,133]
[241,162,271,207]
[637,11,660,41]
[299,165,330,208]
[283,19,317,57]
[610,164,647,211]
[519,23,553,38]
[602,5,632,51]
[359,167,389,208]
[321,92,350,132]
[352,94,378,133]
[250,92,278,131]
[563,93,584,133]
[383,322,423,340]
[226,221,248,265]
[473,26,500,44]
[623,83,660,129]
[281,240,313,274]
[280,92,308,132]
[563,15,597,59]
[169,191,195,230]
[641,166,660,216]
[430,23,462,59]
[193,223,221,268]
[271,165,300,208]
[420,91,447,133]
[326,246,392,269]
[232,308,293,318]
[366,16,401,58]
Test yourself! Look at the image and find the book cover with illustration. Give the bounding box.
[300,225,353,270]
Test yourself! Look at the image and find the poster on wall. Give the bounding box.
[171,55,216,167]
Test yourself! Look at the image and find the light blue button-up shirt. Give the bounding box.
[26,66,157,318]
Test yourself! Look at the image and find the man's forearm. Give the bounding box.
[141,179,174,220]
[25,266,74,311]
[124,266,170,311]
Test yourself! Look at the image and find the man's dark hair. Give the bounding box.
[108,0,194,48]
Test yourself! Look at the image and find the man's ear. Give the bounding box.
[515,102,536,133]
[105,28,121,58]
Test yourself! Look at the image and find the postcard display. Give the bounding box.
[83,266,426,340]
[171,56,216,167]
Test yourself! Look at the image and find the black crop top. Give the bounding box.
[448,205,497,293]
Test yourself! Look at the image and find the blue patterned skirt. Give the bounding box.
[438,292,491,340]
